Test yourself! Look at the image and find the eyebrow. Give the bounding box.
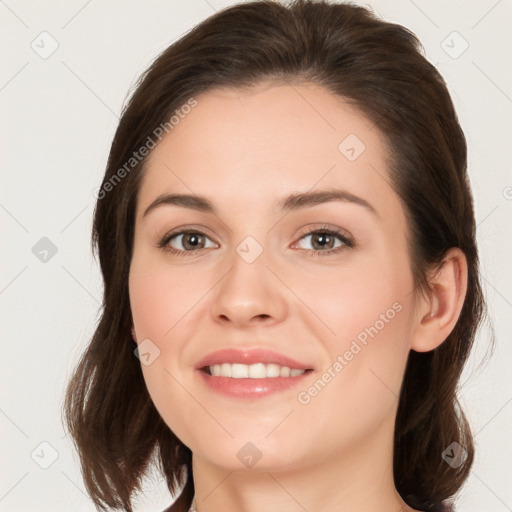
[142,188,379,218]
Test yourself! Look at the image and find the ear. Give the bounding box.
[410,247,468,352]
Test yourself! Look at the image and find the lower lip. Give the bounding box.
[196,369,312,398]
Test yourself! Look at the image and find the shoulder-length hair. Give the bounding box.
[63,1,492,511]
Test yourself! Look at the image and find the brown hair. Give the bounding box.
[62,1,492,511]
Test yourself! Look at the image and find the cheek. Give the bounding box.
[128,251,212,422]
[302,251,414,406]
[129,255,196,441]
[294,254,411,348]
[129,250,206,341]
[298,305,412,447]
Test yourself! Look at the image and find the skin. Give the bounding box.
[128,81,467,512]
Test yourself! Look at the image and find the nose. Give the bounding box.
[209,247,288,329]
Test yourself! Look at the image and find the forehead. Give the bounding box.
[136,81,400,221]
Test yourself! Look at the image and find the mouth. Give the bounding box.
[194,347,314,398]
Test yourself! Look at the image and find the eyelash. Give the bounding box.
[157,224,355,258]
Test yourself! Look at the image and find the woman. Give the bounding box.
[63,1,490,511]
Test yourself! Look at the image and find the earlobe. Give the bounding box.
[410,247,468,353]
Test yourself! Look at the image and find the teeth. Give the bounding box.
[208,363,307,378]
[280,366,290,377]
[221,363,231,377]
[232,363,248,378]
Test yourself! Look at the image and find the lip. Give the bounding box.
[197,370,312,398]
[194,348,313,370]
[194,348,314,399]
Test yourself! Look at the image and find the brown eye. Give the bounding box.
[159,230,216,255]
[298,231,341,251]
[294,224,355,257]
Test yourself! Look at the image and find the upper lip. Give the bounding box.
[195,348,313,370]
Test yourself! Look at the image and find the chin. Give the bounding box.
[192,434,306,472]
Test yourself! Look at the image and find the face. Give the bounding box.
[129,81,419,472]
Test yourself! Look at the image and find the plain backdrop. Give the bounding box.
[1,1,511,511]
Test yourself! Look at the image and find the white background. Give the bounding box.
[1,1,511,511]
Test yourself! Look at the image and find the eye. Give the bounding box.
[158,229,216,256]
[293,224,354,257]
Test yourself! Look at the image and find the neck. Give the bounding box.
[190,414,417,512]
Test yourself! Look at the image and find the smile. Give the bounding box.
[195,347,314,398]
